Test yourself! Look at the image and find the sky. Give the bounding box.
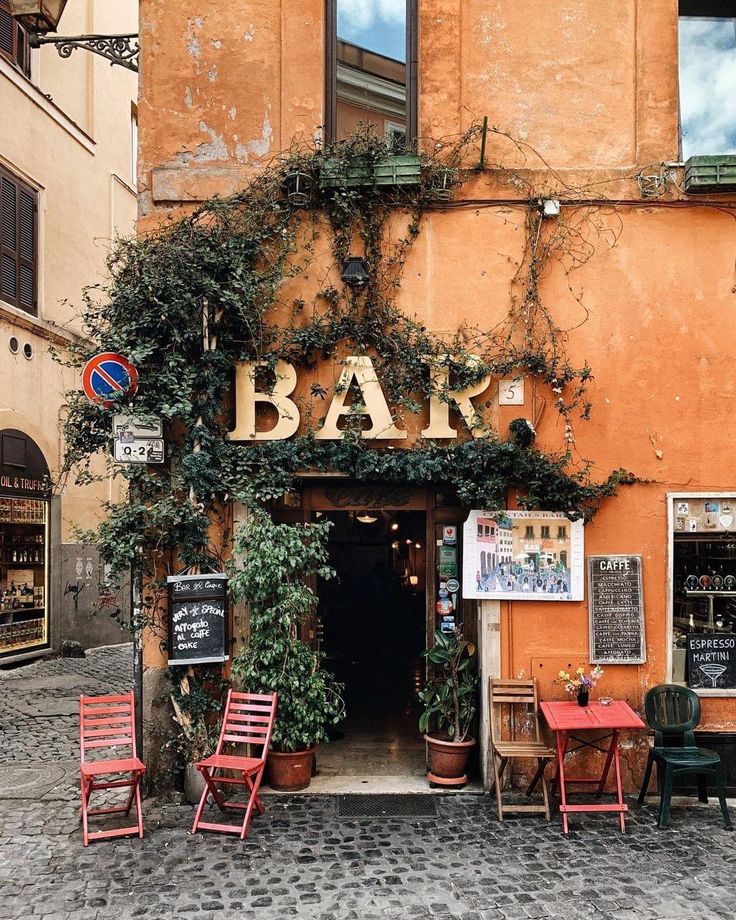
[337,0,406,61]
[679,17,736,158]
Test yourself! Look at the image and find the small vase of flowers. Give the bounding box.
[556,664,604,707]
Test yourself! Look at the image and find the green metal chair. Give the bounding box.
[637,684,732,830]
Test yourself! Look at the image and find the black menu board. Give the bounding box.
[588,555,645,664]
[686,634,736,690]
[167,574,228,665]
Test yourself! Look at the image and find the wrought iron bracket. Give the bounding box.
[28,33,139,72]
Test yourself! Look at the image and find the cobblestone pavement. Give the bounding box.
[0,649,734,920]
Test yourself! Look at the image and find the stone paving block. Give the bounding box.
[2,647,736,920]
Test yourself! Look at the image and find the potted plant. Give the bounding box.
[167,666,224,804]
[555,664,604,707]
[419,628,478,786]
[230,507,344,791]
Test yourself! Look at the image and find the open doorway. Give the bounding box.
[316,509,427,779]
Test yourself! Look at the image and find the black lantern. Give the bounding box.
[284,170,313,207]
[340,257,369,288]
[8,0,68,33]
[8,0,139,71]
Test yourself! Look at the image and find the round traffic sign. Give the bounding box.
[82,352,139,408]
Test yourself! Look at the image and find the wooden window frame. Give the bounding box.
[0,165,38,316]
[0,0,31,76]
[325,0,418,148]
[679,1,735,15]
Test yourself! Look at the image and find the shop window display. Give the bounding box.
[672,497,736,687]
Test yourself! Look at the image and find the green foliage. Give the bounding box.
[55,127,635,631]
[419,629,479,743]
[230,508,344,752]
[164,665,228,769]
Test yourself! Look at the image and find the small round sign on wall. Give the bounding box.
[82,353,139,408]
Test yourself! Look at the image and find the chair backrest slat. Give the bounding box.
[489,677,543,745]
[80,690,137,762]
[644,684,700,749]
[215,689,278,760]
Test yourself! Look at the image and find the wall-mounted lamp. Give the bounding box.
[409,575,419,587]
[9,0,139,71]
[390,522,399,532]
[340,257,369,288]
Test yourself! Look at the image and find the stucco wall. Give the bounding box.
[135,0,736,774]
[0,0,138,656]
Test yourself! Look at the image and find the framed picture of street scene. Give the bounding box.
[462,510,585,601]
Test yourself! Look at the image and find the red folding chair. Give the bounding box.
[79,691,146,846]
[192,690,277,839]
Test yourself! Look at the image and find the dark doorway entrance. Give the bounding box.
[316,509,427,779]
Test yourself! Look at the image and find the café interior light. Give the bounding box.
[9,0,68,33]
[356,511,378,524]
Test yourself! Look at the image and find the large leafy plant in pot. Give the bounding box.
[419,628,478,786]
[230,507,344,790]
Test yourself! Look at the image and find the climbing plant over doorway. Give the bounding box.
[57,127,633,592]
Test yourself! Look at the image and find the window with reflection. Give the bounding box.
[328,0,415,147]
[678,2,736,158]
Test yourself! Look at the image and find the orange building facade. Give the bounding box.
[137,1,736,789]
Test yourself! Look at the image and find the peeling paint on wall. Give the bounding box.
[195,122,228,162]
[236,110,273,161]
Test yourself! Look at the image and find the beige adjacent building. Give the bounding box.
[0,0,137,662]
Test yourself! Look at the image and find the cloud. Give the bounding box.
[679,17,736,158]
[338,0,405,37]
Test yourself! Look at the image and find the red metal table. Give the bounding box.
[540,700,645,834]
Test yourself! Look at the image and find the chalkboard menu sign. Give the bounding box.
[588,555,645,664]
[167,573,228,666]
[686,634,736,690]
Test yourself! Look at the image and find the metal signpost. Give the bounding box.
[82,355,153,759]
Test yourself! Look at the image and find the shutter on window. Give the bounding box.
[0,6,13,59]
[0,168,37,315]
[18,189,35,311]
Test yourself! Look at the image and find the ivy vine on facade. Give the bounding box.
[58,130,632,616]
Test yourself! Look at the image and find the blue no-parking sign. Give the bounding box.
[82,352,139,408]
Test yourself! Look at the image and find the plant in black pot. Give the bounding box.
[230,507,345,791]
[419,628,479,787]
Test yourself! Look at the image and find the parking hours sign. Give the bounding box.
[114,439,164,464]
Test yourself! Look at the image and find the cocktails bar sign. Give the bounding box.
[231,357,513,441]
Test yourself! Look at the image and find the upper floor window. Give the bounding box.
[524,526,535,540]
[0,165,37,316]
[540,526,550,539]
[679,2,736,158]
[0,0,31,76]
[326,0,417,147]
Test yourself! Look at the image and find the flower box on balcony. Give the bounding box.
[319,154,422,189]
[683,156,736,194]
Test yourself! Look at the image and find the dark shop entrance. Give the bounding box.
[317,507,427,779]
[271,481,473,783]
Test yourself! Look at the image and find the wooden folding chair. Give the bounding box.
[489,678,555,821]
[192,690,277,839]
[79,691,146,846]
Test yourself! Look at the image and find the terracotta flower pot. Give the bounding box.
[424,734,476,787]
[267,748,315,791]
